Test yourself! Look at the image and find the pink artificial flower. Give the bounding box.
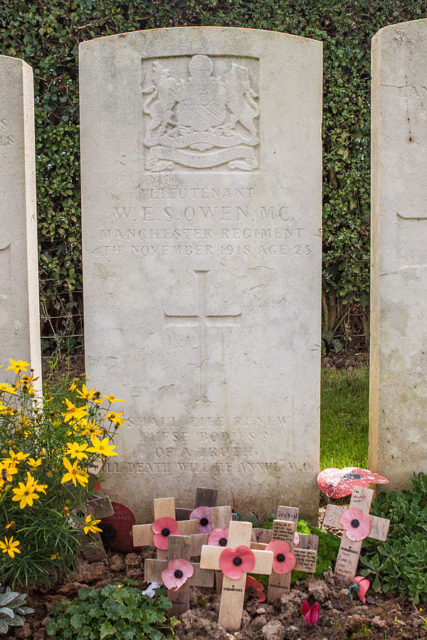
[350,576,370,603]
[189,506,212,534]
[245,576,266,602]
[340,508,372,542]
[151,516,179,550]
[294,532,300,546]
[161,558,194,591]
[208,527,229,547]
[219,545,255,580]
[266,539,296,575]
[301,596,320,625]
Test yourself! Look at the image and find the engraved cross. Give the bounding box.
[164,270,241,402]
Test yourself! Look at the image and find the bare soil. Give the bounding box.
[9,549,425,640]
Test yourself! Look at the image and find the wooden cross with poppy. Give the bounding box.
[323,486,390,582]
[144,534,214,616]
[175,486,218,520]
[132,497,198,559]
[251,506,318,602]
[200,520,274,631]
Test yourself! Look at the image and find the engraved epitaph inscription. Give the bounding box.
[142,55,259,171]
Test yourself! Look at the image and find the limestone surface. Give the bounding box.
[80,27,322,521]
[369,19,427,488]
[0,56,41,382]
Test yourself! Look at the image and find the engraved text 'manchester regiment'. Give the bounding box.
[142,54,259,171]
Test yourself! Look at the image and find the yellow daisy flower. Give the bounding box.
[87,436,117,457]
[102,394,124,403]
[61,457,89,487]
[11,479,40,509]
[27,457,42,470]
[65,442,89,461]
[81,420,103,437]
[7,359,30,375]
[103,411,124,426]
[76,384,96,402]
[83,515,102,535]
[0,536,21,558]
[0,383,17,395]
[63,399,88,423]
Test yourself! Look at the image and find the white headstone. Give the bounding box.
[0,56,41,382]
[370,19,427,488]
[80,28,322,521]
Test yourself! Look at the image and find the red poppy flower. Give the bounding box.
[317,467,389,498]
[151,516,179,550]
[349,576,370,603]
[219,545,255,580]
[190,506,212,534]
[340,508,371,542]
[266,539,296,575]
[208,527,229,547]
[161,558,194,590]
[245,576,266,602]
[301,596,320,625]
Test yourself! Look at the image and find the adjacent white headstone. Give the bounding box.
[80,28,322,521]
[370,19,427,488]
[0,56,41,382]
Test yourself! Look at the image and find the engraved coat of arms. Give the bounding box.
[142,55,259,171]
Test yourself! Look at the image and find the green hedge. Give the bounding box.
[1,1,425,352]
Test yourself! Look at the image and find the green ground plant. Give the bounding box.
[320,366,369,469]
[360,472,427,604]
[0,583,34,635]
[46,583,177,640]
[0,358,124,588]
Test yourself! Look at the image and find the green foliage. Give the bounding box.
[1,1,425,348]
[45,582,177,640]
[0,583,34,635]
[321,366,369,469]
[0,359,124,588]
[360,472,427,604]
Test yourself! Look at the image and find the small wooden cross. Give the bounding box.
[323,485,390,582]
[132,497,198,559]
[175,486,218,521]
[80,495,114,562]
[200,520,273,631]
[251,506,318,602]
[144,534,214,616]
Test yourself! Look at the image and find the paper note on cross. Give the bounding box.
[323,485,390,582]
[144,534,214,616]
[251,506,318,602]
[132,497,198,559]
[200,520,273,631]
